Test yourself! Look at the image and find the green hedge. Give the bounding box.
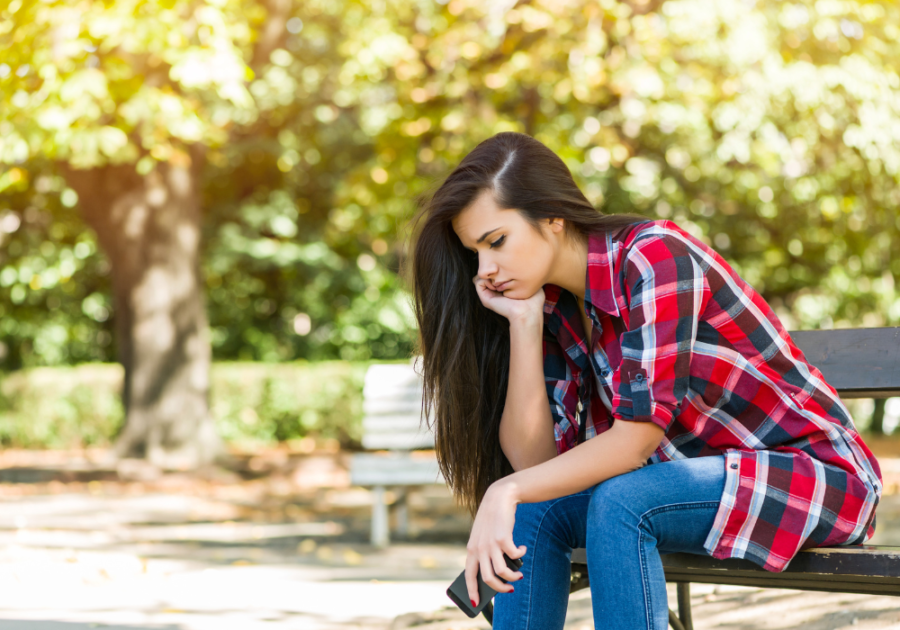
[0,360,410,449]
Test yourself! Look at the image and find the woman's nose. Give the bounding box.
[477,254,498,280]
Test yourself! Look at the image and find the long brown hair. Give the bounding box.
[406,132,645,517]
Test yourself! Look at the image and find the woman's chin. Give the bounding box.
[503,286,534,300]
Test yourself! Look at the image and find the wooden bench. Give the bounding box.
[348,361,444,548]
[482,326,900,629]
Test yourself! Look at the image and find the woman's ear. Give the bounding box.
[548,217,565,233]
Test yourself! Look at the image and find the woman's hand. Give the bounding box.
[465,480,527,609]
[473,277,545,326]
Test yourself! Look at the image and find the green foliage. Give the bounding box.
[0,0,261,169]
[0,0,418,367]
[209,360,373,447]
[1,0,899,371]
[0,360,394,448]
[0,173,113,368]
[0,363,124,447]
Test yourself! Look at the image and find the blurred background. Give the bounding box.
[1,0,900,627]
[1,0,900,460]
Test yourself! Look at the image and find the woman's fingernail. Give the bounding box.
[471,599,477,607]
[509,588,515,593]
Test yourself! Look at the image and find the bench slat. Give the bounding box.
[361,433,435,450]
[571,546,900,578]
[362,415,430,432]
[660,570,900,596]
[789,327,900,398]
[569,546,900,596]
[363,400,423,415]
[362,364,423,396]
[349,452,444,485]
[362,387,423,402]
[662,546,900,578]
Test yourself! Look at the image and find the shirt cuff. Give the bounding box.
[619,367,675,433]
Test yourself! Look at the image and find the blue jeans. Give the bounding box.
[491,455,727,630]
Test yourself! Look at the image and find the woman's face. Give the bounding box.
[451,189,561,299]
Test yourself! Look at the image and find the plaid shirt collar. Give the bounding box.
[543,230,625,324]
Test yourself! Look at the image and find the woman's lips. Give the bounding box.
[493,280,512,291]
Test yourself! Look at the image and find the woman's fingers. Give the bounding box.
[465,549,520,607]
[479,551,509,594]
[473,276,499,296]
[471,275,544,323]
[472,276,500,291]
[472,278,505,313]
[500,541,526,582]
[490,548,521,591]
[464,553,480,608]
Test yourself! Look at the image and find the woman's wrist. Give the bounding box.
[490,475,524,506]
[508,310,543,331]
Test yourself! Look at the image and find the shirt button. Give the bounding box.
[635,373,644,382]
[730,463,739,470]
[601,370,610,377]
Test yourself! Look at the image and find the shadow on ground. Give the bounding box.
[2,446,900,630]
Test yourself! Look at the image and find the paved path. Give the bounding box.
[1,449,900,629]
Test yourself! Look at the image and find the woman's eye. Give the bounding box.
[489,236,505,249]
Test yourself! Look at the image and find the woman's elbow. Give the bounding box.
[609,419,665,466]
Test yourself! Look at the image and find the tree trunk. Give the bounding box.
[63,151,224,469]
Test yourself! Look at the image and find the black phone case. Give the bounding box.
[445,553,524,619]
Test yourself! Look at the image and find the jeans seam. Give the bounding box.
[523,489,593,630]
[637,500,720,630]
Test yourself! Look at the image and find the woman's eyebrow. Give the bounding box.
[476,227,501,244]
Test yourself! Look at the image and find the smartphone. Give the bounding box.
[446,553,524,619]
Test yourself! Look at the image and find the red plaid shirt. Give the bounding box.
[542,220,883,572]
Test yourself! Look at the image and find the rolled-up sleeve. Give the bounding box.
[612,231,710,433]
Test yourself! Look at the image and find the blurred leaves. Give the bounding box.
[1,0,900,370]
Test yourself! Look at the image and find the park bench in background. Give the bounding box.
[485,326,900,630]
[348,361,444,547]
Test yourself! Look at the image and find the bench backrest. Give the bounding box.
[359,327,900,451]
[361,361,432,450]
[790,327,900,398]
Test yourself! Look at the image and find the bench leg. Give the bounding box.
[676,582,693,630]
[372,485,389,548]
[395,489,409,538]
[668,608,687,630]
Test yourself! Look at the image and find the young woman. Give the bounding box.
[407,132,882,630]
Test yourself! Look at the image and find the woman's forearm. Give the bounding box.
[496,419,662,505]
[498,316,559,472]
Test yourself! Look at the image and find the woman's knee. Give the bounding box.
[513,490,591,546]
[587,469,651,529]
[512,499,549,530]
[590,470,637,508]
